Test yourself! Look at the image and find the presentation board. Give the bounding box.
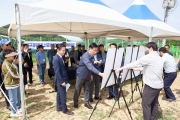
[101,48,124,89]
[134,46,145,76]
[121,47,138,82]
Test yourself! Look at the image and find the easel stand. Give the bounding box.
[129,70,142,103]
[89,49,120,120]
[109,69,133,120]
[89,69,120,120]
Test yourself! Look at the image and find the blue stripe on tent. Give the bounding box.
[123,5,161,21]
[79,0,108,7]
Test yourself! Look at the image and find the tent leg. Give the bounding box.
[162,39,166,47]
[15,4,26,120]
[148,27,153,42]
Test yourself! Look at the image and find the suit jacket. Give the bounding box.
[23,51,33,68]
[93,53,103,72]
[53,54,68,85]
[74,50,81,64]
[99,51,107,72]
[76,52,100,80]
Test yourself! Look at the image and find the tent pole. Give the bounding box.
[15,4,26,120]
[84,32,88,50]
[149,27,153,42]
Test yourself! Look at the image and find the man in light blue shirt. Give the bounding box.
[159,47,177,102]
[36,45,46,86]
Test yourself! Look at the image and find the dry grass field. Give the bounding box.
[0,62,180,120]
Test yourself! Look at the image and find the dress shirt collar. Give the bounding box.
[57,53,62,58]
[88,51,94,58]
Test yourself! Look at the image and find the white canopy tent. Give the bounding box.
[122,0,180,41]
[8,0,155,40]
[8,0,156,119]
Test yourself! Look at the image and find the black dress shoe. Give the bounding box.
[84,103,93,109]
[89,98,93,102]
[63,109,74,115]
[74,103,78,108]
[166,98,176,102]
[107,96,114,100]
[94,97,102,100]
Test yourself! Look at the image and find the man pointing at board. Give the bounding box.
[73,43,104,109]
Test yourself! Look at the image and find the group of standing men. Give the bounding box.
[0,39,33,117]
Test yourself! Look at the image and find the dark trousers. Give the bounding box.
[73,76,90,104]
[49,62,53,68]
[26,67,33,84]
[23,68,27,85]
[142,85,161,120]
[56,83,67,112]
[89,75,100,99]
[108,86,117,97]
[70,57,75,66]
[164,72,177,100]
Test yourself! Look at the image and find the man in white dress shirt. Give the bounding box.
[159,47,177,102]
[116,42,164,120]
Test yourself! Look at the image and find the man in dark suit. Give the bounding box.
[89,52,103,102]
[74,44,82,64]
[73,43,104,109]
[53,43,74,115]
[62,42,69,67]
[23,44,34,86]
[81,45,87,55]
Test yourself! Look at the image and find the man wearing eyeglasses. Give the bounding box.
[73,43,104,109]
[0,39,12,111]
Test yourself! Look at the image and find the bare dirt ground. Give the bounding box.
[0,61,180,120]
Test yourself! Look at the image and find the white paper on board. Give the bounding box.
[134,46,145,76]
[121,47,138,82]
[101,48,124,89]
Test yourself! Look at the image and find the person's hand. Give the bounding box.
[24,63,28,67]
[61,82,66,87]
[99,73,104,77]
[94,61,98,64]
[65,59,68,63]
[90,75,93,82]
[116,68,123,73]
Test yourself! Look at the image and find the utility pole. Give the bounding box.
[162,0,177,46]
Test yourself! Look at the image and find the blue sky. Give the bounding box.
[0,0,180,31]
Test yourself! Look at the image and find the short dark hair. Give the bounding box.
[3,49,13,57]
[77,44,81,47]
[118,45,122,48]
[56,43,65,50]
[109,43,117,48]
[164,45,170,48]
[23,44,28,47]
[145,42,158,51]
[89,43,98,49]
[56,44,58,48]
[159,47,167,53]
[98,44,104,47]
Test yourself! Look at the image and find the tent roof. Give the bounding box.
[121,0,180,40]
[8,0,149,40]
[123,0,161,21]
[60,35,83,42]
[79,0,108,7]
